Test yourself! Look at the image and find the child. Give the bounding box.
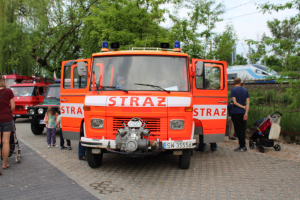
[44,106,58,147]
[56,107,71,150]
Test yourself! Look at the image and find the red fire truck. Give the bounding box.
[2,70,36,88]
[60,41,228,169]
[10,79,52,119]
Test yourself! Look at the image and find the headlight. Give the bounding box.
[25,105,28,110]
[170,120,185,130]
[38,108,44,114]
[29,109,35,115]
[91,119,104,129]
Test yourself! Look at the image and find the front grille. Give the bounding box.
[113,118,160,132]
[16,105,23,110]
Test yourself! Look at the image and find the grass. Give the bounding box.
[228,88,299,133]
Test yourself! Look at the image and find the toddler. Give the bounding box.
[44,106,58,147]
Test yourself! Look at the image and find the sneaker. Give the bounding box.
[60,146,67,149]
[67,146,72,150]
[79,155,87,161]
[53,144,58,147]
[229,137,237,140]
[48,145,51,148]
[234,147,247,152]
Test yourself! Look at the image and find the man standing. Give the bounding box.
[231,78,250,152]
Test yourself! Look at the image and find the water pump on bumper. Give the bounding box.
[115,117,158,153]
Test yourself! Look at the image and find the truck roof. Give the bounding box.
[92,50,189,57]
[10,83,50,87]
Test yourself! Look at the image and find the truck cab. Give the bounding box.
[60,42,228,169]
[27,81,61,135]
[11,80,51,119]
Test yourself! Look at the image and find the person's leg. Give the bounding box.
[51,128,56,145]
[46,128,51,145]
[1,131,11,167]
[240,115,246,148]
[196,135,206,151]
[78,142,86,159]
[66,139,71,147]
[210,143,217,150]
[232,114,246,149]
[228,117,235,138]
[59,128,64,147]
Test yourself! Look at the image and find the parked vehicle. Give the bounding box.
[60,41,228,169]
[227,64,279,83]
[27,81,61,135]
[11,80,51,119]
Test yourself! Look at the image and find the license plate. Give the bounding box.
[163,142,193,149]
[39,120,45,124]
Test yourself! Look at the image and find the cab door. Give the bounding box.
[192,59,228,143]
[60,59,91,140]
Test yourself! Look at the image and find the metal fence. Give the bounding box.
[228,79,300,134]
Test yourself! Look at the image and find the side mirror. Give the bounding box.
[195,61,204,76]
[77,62,87,76]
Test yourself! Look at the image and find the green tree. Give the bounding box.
[81,0,170,57]
[212,24,237,65]
[234,54,248,65]
[258,0,300,108]
[245,34,266,64]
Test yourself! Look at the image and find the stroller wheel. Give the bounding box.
[274,144,281,151]
[249,141,255,149]
[259,146,265,153]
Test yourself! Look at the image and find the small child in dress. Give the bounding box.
[56,107,71,150]
[44,106,58,147]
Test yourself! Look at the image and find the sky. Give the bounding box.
[160,0,298,56]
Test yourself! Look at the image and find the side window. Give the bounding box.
[63,66,71,89]
[38,87,44,96]
[73,67,87,89]
[228,73,237,80]
[196,63,221,90]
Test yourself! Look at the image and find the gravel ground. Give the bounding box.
[219,136,300,162]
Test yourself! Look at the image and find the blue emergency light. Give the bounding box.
[55,79,61,83]
[174,41,180,48]
[102,41,108,48]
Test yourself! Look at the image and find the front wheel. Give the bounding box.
[31,123,44,135]
[179,149,191,169]
[87,148,103,168]
[274,144,281,151]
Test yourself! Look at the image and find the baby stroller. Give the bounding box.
[249,111,282,153]
[1,121,22,163]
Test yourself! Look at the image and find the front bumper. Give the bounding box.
[80,137,197,150]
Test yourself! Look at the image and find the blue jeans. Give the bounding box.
[198,135,217,150]
[78,142,86,158]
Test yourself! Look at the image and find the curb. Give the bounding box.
[18,137,103,200]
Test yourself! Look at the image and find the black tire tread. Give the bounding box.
[87,148,103,168]
[31,123,44,135]
[179,149,191,169]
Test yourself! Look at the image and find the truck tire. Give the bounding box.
[179,149,191,169]
[87,147,103,168]
[31,123,44,135]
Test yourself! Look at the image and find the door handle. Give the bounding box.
[218,101,227,103]
[61,99,68,102]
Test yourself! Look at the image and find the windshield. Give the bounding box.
[45,86,61,99]
[91,56,189,91]
[11,86,36,96]
[6,79,15,88]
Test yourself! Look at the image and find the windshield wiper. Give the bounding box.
[134,83,170,93]
[97,85,128,93]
